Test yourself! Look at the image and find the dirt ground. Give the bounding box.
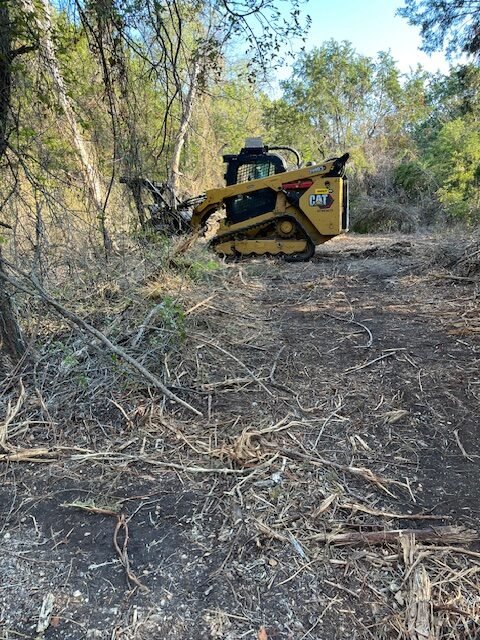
[1,233,480,640]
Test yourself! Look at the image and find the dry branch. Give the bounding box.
[342,502,448,521]
[0,447,58,462]
[192,333,274,397]
[113,514,148,592]
[311,526,478,546]
[406,564,434,639]
[131,302,166,347]
[323,312,373,348]
[344,351,397,374]
[278,447,403,496]
[69,450,279,475]
[402,535,434,640]
[0,380,26,451]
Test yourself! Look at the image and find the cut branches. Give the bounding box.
[0,264,202,416]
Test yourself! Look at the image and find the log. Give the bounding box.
[406,566,434,639]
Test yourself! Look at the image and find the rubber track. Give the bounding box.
[210,215,315,261]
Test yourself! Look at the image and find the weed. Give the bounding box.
[156,295,186,343]
[171,246,223,282]
[187,256,221,281]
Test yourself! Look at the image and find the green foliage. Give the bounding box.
[183,64,265,188]
[266,38,479,226]
[156,295,186,343]
[398,64,480,223]
[428,117,480,222]
[173,250,222,282]
[210,68,265,154]
[264,41,427,177]
[187,256,221,282]
[394,159,437,196]
[271,40,382,156]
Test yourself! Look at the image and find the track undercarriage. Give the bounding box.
[210,215,316,261]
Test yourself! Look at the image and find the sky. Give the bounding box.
[275,0,454,82]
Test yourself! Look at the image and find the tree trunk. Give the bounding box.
[168,58,200,206]
[0,248,28,365]
[0,3,28,367]
[84,0,144,228]
[0,3,11,158]
[20,0,112,252]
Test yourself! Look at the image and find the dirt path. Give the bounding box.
[1,234,479,639]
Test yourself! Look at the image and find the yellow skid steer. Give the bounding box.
[122,138,349,262]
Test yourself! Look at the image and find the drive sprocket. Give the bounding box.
[275,218,296,238]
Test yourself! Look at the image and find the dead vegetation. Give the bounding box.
[1,232,480,639]
[429,235,480,279]
[350,195,422,234]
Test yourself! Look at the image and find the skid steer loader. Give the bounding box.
[121,138,349,261]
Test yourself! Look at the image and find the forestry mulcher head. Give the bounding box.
[119,177,192,235]
[189,138,349,261]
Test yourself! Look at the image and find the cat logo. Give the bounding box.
[309,193,334,209]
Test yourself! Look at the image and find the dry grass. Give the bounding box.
[1,232,479,639]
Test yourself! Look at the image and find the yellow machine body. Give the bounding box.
[189,144,349,261]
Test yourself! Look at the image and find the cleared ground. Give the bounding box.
[1,233,479,639]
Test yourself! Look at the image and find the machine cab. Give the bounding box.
[222,138,287,224]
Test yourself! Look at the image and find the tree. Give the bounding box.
[19,0,113,252]
[426,63,480,124]
[98,0,310,202]
[264,41,423,164]
[0,1,33,366]
[428,116,480,221]
[398,0,480,58]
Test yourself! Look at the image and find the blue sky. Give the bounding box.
[277,0,452,78]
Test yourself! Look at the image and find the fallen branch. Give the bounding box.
[62,501,119,516]
[278,447,404,497]
[323,312,373,348]
[62,501,147,592]
[36,592,55,637]
[131,302,165,348]
[401,534,434,640]
[192,333,274,397]
[185,294,216,316]
[342,502,448,521]
[69,450,279,475]
[0,380,26,451]
[406,565,433,639]
[113,514,148,592]
[0,265,202,416]
[344,351,396,374]
[310,526,478,546]
[453,428,478,462]
[0,447,58,462]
